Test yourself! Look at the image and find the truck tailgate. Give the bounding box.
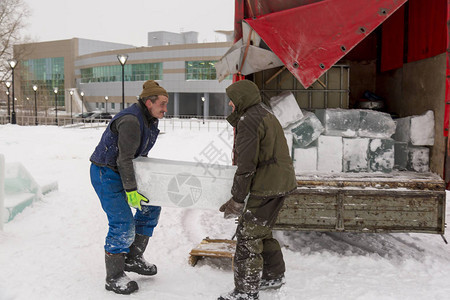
[275,172,446,234]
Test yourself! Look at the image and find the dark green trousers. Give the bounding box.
[234,196,286,293]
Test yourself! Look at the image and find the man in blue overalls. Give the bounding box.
[90,80,168,294]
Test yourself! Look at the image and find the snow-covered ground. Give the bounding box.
[1,123,450,300]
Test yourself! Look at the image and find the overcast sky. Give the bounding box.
[22,0,235,46]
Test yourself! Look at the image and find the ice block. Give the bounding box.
[134,157,237,209]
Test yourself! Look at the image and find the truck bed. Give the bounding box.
[275,172,446,234]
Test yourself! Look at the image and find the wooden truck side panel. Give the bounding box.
[275,173,446,234]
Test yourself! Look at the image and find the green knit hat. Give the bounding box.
[139,80,168,99]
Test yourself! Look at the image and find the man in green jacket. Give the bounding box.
[218,80,297,300]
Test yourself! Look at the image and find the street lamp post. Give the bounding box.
[26,97,30,118]
[8,59,17,124]
[33,85,38,125]
[5,82,11,122]
[69,90,74,124]
[104,96,108,113]
[80,91,84,116]
[117,54,128,111]
[5,91,9,122]
[53,87,58,125]
[201,96,205,124]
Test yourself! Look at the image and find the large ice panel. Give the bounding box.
[368,139,394,173]
[315,109,359,137]
[343,138,369,172]
[134,157,237,209]
[410,110,434,146]
[393,110,435,146]
[317,135,342,172]
[287,110,324,147]
[392,116,411,143]
[284,131,293,157]
[293,147,318,173]
[270,91,303,128]
[394,142,408,171]
[407,147,430,172]
[358,110,396,138]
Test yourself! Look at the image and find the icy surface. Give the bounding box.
[410,110,435,146]
[393,116,411,143]
[317,135,342,172]
[284,131,293,158]
[134,157,236,209]
[269,91,303,128]
[287,110,324,148]
[393,110,435,146]
[1,125,449,300]
[315,108,359,137]
[358,110,396,138]
[293,147,318,173]
[394,142,408,171]
[343,138,369,172]
[315,109,395,139]
[368,139,395,173]
[407,146,430,172]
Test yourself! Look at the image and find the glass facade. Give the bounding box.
[21,57,65,106]
[185,60,217,80]
[80,63,162,83]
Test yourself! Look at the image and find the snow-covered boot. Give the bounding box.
[259,275,286,290]
[125,233,157,276]
[217,289,259,300]
[105,251,139,295]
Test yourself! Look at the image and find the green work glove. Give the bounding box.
[125,190,149,210]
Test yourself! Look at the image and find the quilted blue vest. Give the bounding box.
[89,103,160,167]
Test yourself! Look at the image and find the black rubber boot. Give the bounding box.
[259,275,285,290]
[217,289,259,300]
[105,251,139,294]
[124,234,157,276]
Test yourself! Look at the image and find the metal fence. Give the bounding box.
[0,115,231,132]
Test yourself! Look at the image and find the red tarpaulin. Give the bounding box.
[444,0,450,137]
[407,0,447,63]
[244,0,407,88]
[380,6,405,72]
[234,0,324,42]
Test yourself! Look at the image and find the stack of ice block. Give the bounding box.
[309,108,396,174]
[269,92,433,174]
[392,110,434,172]
[368,139,395,173]
[269,91,303,128]
[315,108,396,138]
[343,138,370,172]
[317,136,342,172]
[293,146,318,172]
[393,110,434,145]
[315,109,359,137]
[286,110,324,148]
[359,110,396,138]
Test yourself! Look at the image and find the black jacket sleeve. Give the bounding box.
[114,114,141,191]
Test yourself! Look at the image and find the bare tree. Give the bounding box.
[0,0,31,83]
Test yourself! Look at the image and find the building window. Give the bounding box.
[81,63,162,83]
[21,57,65,107]
[185,60,217,80]
[111,103,115,110]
